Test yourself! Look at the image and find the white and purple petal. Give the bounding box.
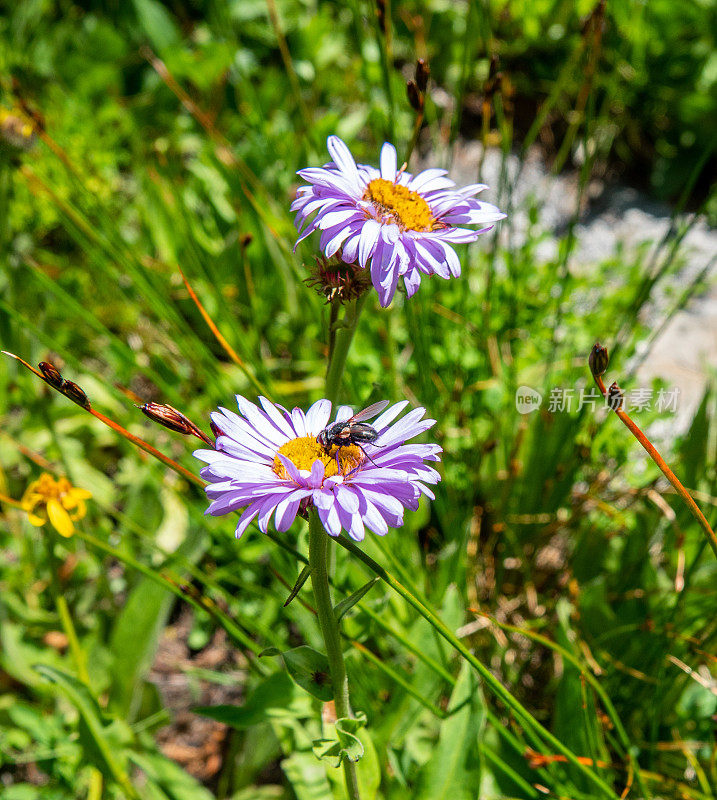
[196,395,441,542]
[294,136,504,304]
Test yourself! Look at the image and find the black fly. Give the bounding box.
[316,400,389,470]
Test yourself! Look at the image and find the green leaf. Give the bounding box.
[333,577,380,622]
[2,787,39,800]
[232,723,282,790]
[131,0,180,51]
[78,716,133,777]
[553,598,608,770]
[324,723,381,800]
[416,663,483,800]
[282,751,334,800]
[193,672,309,729]
[128,751,214,800]
[108,574,174,720]
[0,622,65,689]
[108,519,204,721]
[312,714,365,767]
[33,664,139,799]
[263,646,334,702]
[284,565,312,607]
[232,788,284,800]
[283,647,334,702]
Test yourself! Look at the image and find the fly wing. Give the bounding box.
[349,399,390,423]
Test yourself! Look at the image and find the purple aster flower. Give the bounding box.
[194,396,441,542]
[293,135,505,307]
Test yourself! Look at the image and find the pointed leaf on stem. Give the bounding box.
[284,565,312,607]
[334,578,380,622]
[313,714,367,767]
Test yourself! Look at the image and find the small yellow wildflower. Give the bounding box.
[21,473,92,538]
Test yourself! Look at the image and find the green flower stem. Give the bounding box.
[308,510,362,800]
[336,535,619,800]
[55,604,110,800]
[44,538,89,685]
[325,294,368,406]
[265,533,456,688]
[56,595,90,685]
[327,298,340,364]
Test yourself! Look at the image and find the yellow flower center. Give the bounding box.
[28,473,71,501]
[272,436,364,482]
[364,178,436,231]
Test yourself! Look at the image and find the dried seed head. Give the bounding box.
[305,256,372,304]
[406,80,423,112]
[61,380,90,409]
[589,342,609,377]
[606,381,623,411]
[415,59,430,93]
[38,361,64,388]
[239,232,253,248]
[139,402,199,436]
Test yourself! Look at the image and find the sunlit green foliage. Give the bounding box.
[0,1,715,799]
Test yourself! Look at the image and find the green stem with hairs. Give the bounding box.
[308,510,361,800]
[325,294,367,406]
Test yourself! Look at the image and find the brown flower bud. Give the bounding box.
[415,59,430,93]
[606,381,623,411]
[589,342,609,377]
[61,380,90,409]
[406,80,423,113]
[139,402,199,436]
[38,361,64,388]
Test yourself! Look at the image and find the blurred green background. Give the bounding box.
[0,1,715,799]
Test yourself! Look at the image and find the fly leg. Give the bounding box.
[345,444,379,478]
[358,443,380,468]
[334,447,342,476]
